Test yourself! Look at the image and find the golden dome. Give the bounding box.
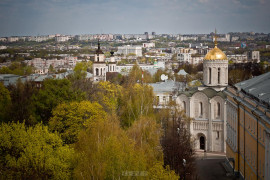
[204,46,227,60]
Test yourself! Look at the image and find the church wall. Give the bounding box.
[176,94,190,117]
[190,92,209,119]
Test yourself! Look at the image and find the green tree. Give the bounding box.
[127,116,163,168]
[49,101,107,144]
[74,115,147,179]
[71,61,92,80]
[0,83,11,122]
[0,122,75,179]
[7,80,37,125]
[119,84,154,127]
[90,81,122,113]
[148,162,179,180]
[32,79,85,123]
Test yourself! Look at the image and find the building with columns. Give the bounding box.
[176,37,228,152]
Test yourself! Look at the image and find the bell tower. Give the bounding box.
[93,40,107,81]
[200,30,228,91]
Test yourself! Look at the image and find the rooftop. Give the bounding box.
[235,71,270,105]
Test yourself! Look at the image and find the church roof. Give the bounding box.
[96,40,104,54]
[179,87,226,99]
[204,30,227,61]
[148,80,186,93]
[204,46,227,60]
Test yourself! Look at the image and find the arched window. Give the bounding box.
[209,68,211,84]
[199,102,203,117]
[96,68,99,76]
[218,68,221,84]
[217,102,221,117]
[183,101,186,113]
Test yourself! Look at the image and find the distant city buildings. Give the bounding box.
[116,45,143,57]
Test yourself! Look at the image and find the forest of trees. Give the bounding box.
[0,64,196,179]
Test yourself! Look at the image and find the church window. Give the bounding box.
[199,102,203,117]
[163,96,166,104]
[101,68,102,76]
[183,101,186,113]
[96,68,99,76]
[218,68,221,84]
[217,131,220,139]
[209,68,212,84]
[217,102,221,118]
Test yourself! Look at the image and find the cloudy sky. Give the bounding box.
[0,0,269,36]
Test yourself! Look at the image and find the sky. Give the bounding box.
[0,0,269,36]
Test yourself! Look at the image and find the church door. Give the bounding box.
[200,136,205,150]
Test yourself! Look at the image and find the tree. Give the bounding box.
[0,122,75,179]
[0,83,11,122]
[89,81,122,114]
[7,80,37,125]
[49,101,107,144]
[160,103,195,179]
[127,116,163,168]
[148,162,179,180]
[48,64,55,73]
[119,83,154,127]
[32,79,85,123]
[74,115,147,179]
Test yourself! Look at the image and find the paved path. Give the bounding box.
[195,151,236,180]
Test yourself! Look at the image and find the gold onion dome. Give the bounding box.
[204,46,227,60]
[204,29,227,60]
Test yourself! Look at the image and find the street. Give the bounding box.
[195,151,236,180]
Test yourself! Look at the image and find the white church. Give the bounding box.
[92,40,117,82]
[176,37,228,152]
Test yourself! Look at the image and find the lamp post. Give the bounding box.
[183,158,186,180]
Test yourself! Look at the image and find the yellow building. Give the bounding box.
[225,72,270,179]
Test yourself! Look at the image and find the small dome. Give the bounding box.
[204,46,227,60]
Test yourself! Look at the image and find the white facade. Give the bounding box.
[177,53,192,63]
[201,60,228,91]
[143,43,155,48]
[191,56,204,64]
[55,36,70,42]
[92,42,117,82]
[227,54,248,63]
[177,45,228,152]
[116,45,143,57]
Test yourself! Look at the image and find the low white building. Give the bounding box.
[143,43,155,48]
[55,36,70,42]
[116,45,143,57]
[177,53,192,63]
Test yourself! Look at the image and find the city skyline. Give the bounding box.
[0,0,270,37]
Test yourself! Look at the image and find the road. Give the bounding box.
[195,151,236,180]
